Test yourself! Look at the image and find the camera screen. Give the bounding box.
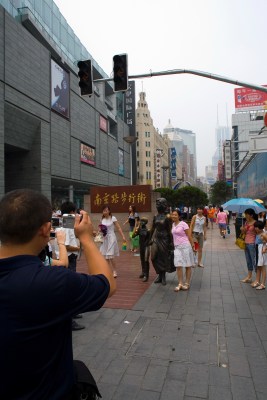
[51,217,60,228]
[62,215,75,229]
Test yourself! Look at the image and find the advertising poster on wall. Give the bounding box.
[80,143,96,166]
[99,115,108,133]
[51,59,70,118]
[118,148,124,176]
[237,153,267,199]
[234,86,267,112]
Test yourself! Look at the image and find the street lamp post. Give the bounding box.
[123,136,137,185]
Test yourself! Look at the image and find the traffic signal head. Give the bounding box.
[113,54,128,92]
[77,60,93,96]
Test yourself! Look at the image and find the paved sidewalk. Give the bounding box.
[73,223,267,400]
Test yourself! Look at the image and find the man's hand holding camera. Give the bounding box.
[74,211,93,243]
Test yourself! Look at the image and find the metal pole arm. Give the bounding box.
[94,68,267,93]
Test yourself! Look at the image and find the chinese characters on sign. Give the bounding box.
[155,149,163,188]
[124,81,136,133]
[90,185,152,213]
[223,140,232,180]
[234,86,267,112]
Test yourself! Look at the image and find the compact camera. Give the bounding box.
[62,214,76,229]
[51,217,61,228]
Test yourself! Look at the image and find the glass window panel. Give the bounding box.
[43,1,51,28]
[52,15,60,37]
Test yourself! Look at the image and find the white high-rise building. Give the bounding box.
[212,125,231,167]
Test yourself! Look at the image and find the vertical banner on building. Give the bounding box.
[124,81,137,183]
[170,147,177,178]
[155,149,163,188]
[224,140,232,185]
[118,148,124,176]
[124,81,136,134]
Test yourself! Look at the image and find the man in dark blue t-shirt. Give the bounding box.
[0,189,116,399]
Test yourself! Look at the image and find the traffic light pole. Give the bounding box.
[94,68,267,93]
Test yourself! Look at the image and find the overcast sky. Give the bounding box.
[54,0,267,176]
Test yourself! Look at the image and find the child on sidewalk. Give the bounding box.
[251,221,266,290]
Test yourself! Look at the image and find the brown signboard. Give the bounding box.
[90,185,152,213]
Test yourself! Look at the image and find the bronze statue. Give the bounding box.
[150,197,175,285]
[132,217,150,282]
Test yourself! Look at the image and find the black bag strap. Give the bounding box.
[73,360,102,399]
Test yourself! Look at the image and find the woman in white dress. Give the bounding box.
[100,205,126,278]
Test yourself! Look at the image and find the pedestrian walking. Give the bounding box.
[240,208,257,284]
[189,206,207,267]
[123,205,140,252]
[100,205,126,278]
[207,205,216,229]
[216,207,228,238]
[251,221,266,290]
[171,209,194,291]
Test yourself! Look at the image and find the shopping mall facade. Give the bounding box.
[0,0,134,207]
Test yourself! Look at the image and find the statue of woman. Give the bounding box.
[150,197,175,285]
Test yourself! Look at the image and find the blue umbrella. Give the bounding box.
[222,198,266,214]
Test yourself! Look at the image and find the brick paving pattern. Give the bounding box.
[74,222,267,399]
[77,249,157,309]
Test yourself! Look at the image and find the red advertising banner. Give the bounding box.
[90,185,152,213]
[80,143,95,166]
[99,115,108,132]
[234,86,267,111]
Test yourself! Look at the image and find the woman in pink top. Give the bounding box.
[240,208,257,283]
[217,207,228,238]
[171,209,195,292]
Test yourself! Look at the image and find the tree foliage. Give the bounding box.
[209,181,232,205]
[154,186,208,209]
[174,186,208,208]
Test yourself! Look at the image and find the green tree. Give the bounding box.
[209,181,232,205]
[154,186,208,209]
[174,186,208,209]
[154,188,175,207]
